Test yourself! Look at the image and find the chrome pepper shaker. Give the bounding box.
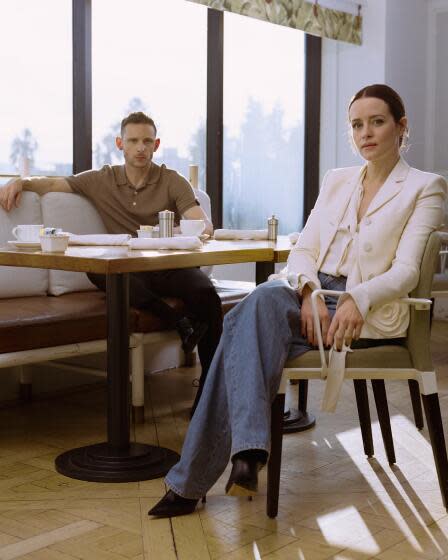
[268,215,278,241]
[158,210,174,237]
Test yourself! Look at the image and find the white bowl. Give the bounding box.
[137,229,153,238]
[40,234,70,253]
[180,219,205,236]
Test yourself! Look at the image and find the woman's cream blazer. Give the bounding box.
[285,158,447,338]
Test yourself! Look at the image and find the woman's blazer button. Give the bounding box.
[364,218,372,226]
[363,242,373,252]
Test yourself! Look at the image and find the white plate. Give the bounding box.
[7,240,41,250]
[175,233,210,241]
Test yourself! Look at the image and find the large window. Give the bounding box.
[0,1,73,177]
[92,0,207,186]
[223,14,305,233]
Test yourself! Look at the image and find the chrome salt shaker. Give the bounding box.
[158,210,174,237]
[268,215,278,241]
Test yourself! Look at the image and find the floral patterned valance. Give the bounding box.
[186,0,362,45]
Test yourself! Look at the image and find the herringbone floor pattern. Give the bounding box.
[1,322,448,559]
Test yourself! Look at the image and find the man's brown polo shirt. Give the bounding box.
[66,162,198,235]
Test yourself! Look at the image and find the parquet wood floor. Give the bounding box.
[1,322,448,559]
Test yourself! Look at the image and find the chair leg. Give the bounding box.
[371,380,396,464]
[408,379,424,430]
[422,393,448,510]
[353,380,374,458]
[267,393,285,519]
[131,342,145,424]
[298,380,308,412]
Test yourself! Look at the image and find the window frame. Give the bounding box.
[72,2,320,225]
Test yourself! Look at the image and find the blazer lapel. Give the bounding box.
[317,168,362,268]
[365,158,410,217]
[328,171,362,228]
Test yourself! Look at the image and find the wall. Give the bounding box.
[320,0,433,177]
[320,0,387,178]
[384,0,428,170]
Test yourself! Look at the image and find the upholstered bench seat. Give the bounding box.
[0,285,252,354]
[0,292,185,354]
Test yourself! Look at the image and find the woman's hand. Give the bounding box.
[327,296,364,350]
[300,284,330,347]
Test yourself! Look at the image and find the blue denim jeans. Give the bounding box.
[165,273,347,499]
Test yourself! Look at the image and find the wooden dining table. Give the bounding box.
[0,238,284,482]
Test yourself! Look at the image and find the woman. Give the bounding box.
[149,84,447,518]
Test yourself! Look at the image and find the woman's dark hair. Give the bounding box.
[349,84,407,145]
[349,84,405,122]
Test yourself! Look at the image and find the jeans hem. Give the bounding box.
[164,477,205,500]
[231,444,270,460]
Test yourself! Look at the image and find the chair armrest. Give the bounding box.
[309,291,432,369]
[399,297,432,310]
[438,231,448,245]
[310,289,345,370]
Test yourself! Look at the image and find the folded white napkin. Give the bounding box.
[214,229,268,240]
[128,236,202,250]
[68,233,131,246]
[288,231,301,244]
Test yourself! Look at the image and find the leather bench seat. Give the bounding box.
[0,284,254,354]
[0,291,184,354]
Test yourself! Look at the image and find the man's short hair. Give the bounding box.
[120,112,157,137]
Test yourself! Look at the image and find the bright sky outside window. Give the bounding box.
[223,13,305,234]
[92,0,207,188]
[0,0,72,177]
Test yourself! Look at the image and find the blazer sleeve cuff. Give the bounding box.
[339,285,370,319]
[297,274,321,295]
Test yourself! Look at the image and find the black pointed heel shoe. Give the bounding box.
[148,490,199,518]
[225,456,265,497]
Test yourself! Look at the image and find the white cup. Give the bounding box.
[12,224,43,242]
[179,219,205,236]
[40,234,70,253]
[137,229,153,238]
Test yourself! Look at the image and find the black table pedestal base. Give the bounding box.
[283,408,316,434]
[55,442,180,483]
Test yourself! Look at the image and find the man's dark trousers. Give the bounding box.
[87,268,223,412]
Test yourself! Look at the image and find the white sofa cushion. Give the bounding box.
[0,191,48,297]
[41,192,107,295]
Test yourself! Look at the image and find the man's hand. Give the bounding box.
[327,295,364,351]
[300,284,330,347]
[0,178,23,212]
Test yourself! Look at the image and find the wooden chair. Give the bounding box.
[267,231,448,518]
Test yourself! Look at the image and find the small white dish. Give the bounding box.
[40,234,70,253]
[7,240,41,250]
[137,230,153,239]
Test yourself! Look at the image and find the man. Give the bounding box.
[0,112,222,414]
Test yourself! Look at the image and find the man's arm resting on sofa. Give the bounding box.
[0,176,73,211]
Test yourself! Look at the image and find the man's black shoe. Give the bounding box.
[148,490,199,518]
[176,317,208,354]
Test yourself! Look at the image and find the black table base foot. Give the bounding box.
[55,442,179,483]
[283,408,316,434]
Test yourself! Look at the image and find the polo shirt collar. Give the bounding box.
[114,162,162,189]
